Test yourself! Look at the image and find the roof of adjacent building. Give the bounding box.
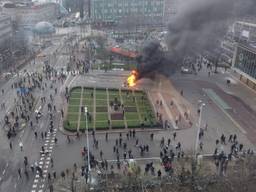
[1,1,56,9]
[109,47,138,58]
[238,42,256,54]
[236,21,256,28]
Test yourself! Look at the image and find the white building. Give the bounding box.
[0,14,12,70]
[0,13,12,46]
[233,21,256,43]
[1,2,59,30]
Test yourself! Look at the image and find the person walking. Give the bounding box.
[61,109,64,118]
[132,129,136,138]
[173,132,177,140]
[34,131,38,139]
[157,169,162,178]
[105,132,108,141]
[24,169,29,179]
[9,141,12,150]
[199,142,203,151]
[30,165,34,173]
[150,133,154,141]
[19,141,23,151]
[51,158,54,168]
[18,168,22,178]
[67,135,71,143]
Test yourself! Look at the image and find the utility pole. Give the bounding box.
[84,106,91,187]
[194,100,206,159]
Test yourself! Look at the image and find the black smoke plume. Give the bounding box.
[137,0,256,78]
[137,40,177,79]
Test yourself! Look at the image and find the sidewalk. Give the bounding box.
[216,68,256,112]
[147,74,196,130]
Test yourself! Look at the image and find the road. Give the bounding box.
[0,31,77,192]
[0,27,256,192]
[171,66,256,151]
[0,25,110,192]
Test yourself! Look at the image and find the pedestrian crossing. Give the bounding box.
[16,70,81,77]
[57,70,80,76]
[30,128,57,192]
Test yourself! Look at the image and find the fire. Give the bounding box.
[127,70,138,87]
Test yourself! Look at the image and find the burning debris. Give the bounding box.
[127,70,138,87]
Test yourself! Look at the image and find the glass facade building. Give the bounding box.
[234,44,256,79]
[90,0,165,25]
[233,43,256,90]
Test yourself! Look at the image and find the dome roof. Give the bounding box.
[33,21,55,35]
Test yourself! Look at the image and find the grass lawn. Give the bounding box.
[125,112,140,120]
[136,99,151,106]
[133,91,145,97]
[69,98,81,105]
[80,121,94,130]
[70,92,81,98]
[83,93,94,99]
[123,99,136,106]
[71,87,81,92]
[64,120,77,131]
[96,93,107,99]
[65,87,158,132]
[109,94,120,101]
[108,89,119,94]
[96,113,109,121]
[83,98,94,106]
[67,113,79,122]
[68,106,80,113]
[95,121,109,129]
[84,88,94,92]
[95,89,107,94]
[138,106,152,113]
[95,99,107,105]
[127,120,141,128]
[111,120,125,128]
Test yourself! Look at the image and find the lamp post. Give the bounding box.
[194,101,206,158]
[84,106,90,172]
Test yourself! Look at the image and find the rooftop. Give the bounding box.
[238,42,256,54]
[109,47,138,58]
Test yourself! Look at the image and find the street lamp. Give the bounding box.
[194,100,206,157]
[84,106,91,172]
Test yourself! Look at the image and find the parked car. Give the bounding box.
[181,66,193,74]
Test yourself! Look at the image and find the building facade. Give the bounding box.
[233,21,256,43]
[220,39,235,64]
[163,0,177,24]
[232,43,256,90]
[1,2,59,30]
[221,21,256,65]
[90,0,167,26]
[0,14,12,46]
[0,14,12,70]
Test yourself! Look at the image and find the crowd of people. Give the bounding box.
[0,63,69,187]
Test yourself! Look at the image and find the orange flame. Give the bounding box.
[127,70,138,87]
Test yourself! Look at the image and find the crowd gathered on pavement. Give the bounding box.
[0,54,255,192]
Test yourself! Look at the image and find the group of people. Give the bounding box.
[2,65,67,185]
[62,129,184,182]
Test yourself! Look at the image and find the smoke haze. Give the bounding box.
[137,41,177,78]
[167,0,256,60]
[138,0,256,77]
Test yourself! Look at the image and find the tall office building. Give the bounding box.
[90,0,173,27]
